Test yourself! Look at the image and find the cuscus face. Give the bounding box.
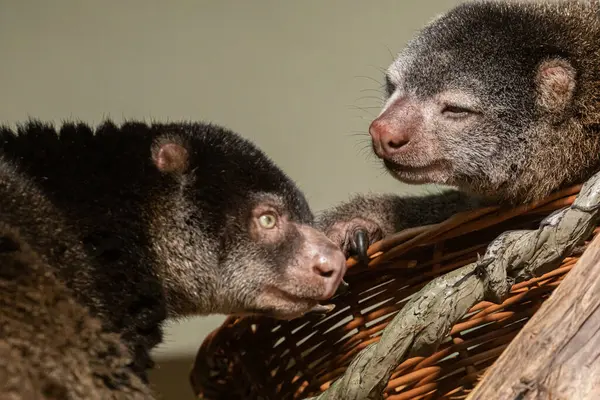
[148,123,347,320]
[369,1,583,203]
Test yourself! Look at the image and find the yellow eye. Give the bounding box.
[258,213,277,229]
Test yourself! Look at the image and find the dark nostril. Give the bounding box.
[386,138,409,150]
[314,263,334,278]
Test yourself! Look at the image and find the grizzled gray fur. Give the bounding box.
[318,0,600,259]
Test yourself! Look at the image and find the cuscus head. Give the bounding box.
[148,122,347,320]
[369,1,593,203]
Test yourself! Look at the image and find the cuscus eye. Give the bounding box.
[258,213,278,229]
[441,104,475,117]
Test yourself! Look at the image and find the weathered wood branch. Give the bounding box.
[306,171,600,400]
[466,233,600,400]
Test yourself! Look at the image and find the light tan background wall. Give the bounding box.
[0,0,461,398]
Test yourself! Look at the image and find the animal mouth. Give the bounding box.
[246,286,323,319]
[383,159,448,183]
[271,286,323,304]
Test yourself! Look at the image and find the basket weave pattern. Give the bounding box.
[190,186,594,400]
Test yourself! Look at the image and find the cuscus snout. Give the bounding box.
[296,225,347,301]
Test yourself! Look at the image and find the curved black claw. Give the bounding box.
[353,229,370,265]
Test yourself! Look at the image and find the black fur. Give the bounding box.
[0,156,153,399]
[0,119,345,381]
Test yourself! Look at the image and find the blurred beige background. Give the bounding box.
[0,0,461,398]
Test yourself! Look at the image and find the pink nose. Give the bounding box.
[369,117,409,158]
[311,248,346,300]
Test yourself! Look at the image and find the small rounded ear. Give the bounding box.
[152,142,189,174]
[535,58,576,114]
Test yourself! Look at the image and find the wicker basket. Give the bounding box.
[190,185,596,400]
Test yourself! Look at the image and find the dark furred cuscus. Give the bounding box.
[0,120,346,384]
[318,0,600,259]
[0,156,153,399]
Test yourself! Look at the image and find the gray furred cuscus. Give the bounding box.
[0,120,347,389]
[318,0,600,260]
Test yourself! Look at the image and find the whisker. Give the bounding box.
[385,45,396,62]
[359,88,385,95]
[354,95,384,102]
[353,75,383,86]
[347,105,377,116]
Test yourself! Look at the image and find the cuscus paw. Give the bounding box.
[325,218,384,265]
